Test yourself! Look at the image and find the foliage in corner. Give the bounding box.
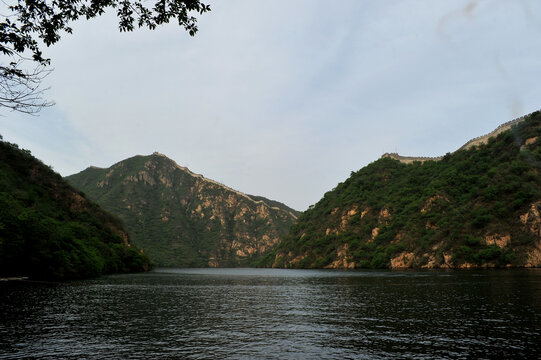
[1,0,210,113]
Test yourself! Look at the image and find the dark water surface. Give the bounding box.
[1,268,540,359]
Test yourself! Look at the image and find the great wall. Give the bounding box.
[382,111,538,164]
[152,152,298,218]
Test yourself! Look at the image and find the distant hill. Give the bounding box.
[66,153,298,267]
[262,111,541,269]
[0,137,150,280]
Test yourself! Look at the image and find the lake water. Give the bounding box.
[1,268,540,359]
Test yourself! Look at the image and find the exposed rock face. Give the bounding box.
[268,111,541,269]
[66,153,299,267]
[520,202,541,236]
[421,195,448,213]
[520,202,541,267]
[390,252,415,269]
[484,234,510,248]
[324,244,355,269]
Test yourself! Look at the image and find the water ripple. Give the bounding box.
[1,268,540,359]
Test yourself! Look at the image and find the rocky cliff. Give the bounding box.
[264,111,541,269]
[66,153,298,267]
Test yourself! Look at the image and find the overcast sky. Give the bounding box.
[1,0,541,211]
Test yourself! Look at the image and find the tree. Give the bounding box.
[0,0,210,114]
[0,60,54,114]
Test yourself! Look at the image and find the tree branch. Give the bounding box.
[0,60,54,115]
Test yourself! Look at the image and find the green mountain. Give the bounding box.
[66,153,299,267]
[0,137,150,280]
[263,111,541,269]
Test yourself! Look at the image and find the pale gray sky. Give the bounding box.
[1,0,541,210]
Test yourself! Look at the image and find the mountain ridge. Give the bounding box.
[262,111,541,269]
[80,152,299,216]
[66,152,298,267]
[382,111,537,164]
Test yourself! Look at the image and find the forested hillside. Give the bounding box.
[66,153,298,267]
[263,111,541,269]
[0,138,150,280]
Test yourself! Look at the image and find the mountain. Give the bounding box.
[66,153,299,267]
[246,194,302,218]
[0,137,150,280]
[263,111,541,269]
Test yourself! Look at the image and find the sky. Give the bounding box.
[1,0,541,211]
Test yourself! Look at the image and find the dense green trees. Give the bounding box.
[264,111,541,269]
[0,137,150,280]
[66,153,299,268]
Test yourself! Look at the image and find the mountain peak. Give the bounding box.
[66,154,298,267]
[143,152,299,215]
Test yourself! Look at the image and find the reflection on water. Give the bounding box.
[1,268,540,359]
